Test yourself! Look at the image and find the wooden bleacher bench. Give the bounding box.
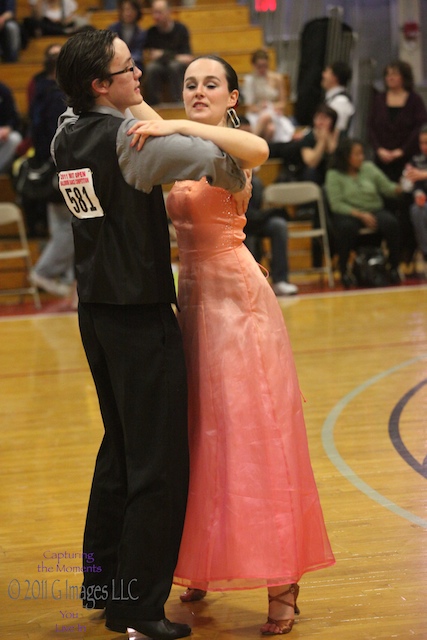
[11,0,274,117]
[0,175,17,204]
[89,4,250,31]
[256,159,283,187]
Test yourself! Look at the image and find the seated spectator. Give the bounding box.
[242,49,295,143]
[0,81,22,173]
[0,0,20,61]
[266,106,338,268]
[368,59,427,183]
[410,190,427,264]
[401,124,427,261]
[300,103,339,185]
[27,42,62,108]
[108,0,145,72]
[143,0,193,105]
[321,61,355,135]
[369,60,427,263]
[13,43,62,236]
[325,138,401,287]
[244,174,298,296]
[28,0,88,36]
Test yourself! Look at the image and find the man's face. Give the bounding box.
[321,66,336,90]
[152,1,169,28]
[104,38,142,113]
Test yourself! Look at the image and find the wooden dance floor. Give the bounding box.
[0,284,426,639]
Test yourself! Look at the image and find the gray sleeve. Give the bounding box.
[117,118,246,194]
[50,107,78,163]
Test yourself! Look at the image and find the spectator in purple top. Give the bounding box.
[368,59,427,182]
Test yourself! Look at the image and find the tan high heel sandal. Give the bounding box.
[261,583,300,636]
[179,588,207,602]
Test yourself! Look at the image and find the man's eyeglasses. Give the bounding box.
[108,60,137,77]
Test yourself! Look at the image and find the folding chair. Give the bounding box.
[0,203,41,308]
[262,182,335,287]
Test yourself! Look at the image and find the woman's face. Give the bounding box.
[313,111,333,132]
[121,2,138,24]
[183,58,238,126]
[385,66,403,90]
[348,143,364,171]
[253,56,269,77]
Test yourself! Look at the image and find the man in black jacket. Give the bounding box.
[52,29,244,640]
[143,0,193,104]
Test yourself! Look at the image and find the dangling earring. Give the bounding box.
[227,108,240,128]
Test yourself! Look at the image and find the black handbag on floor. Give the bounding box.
[352,245,390,287]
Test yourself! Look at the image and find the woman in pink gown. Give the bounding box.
[130,56,335,636]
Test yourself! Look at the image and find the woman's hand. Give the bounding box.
[127,119,181,151]
[406,165,427,182]
[358,211,378,229]
[232,169,252,215]
[377,147,394,163]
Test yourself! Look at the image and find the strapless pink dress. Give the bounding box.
[167,178,335,591]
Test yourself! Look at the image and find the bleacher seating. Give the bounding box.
[2,1,305,284]
[8,1,275,119]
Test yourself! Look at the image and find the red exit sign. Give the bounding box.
[255,0,277,10]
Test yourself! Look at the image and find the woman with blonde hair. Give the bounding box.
[242,49,296,143]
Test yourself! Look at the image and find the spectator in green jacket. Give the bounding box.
[325,137,401,287]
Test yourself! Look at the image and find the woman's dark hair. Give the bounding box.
[56,29,117,115]
[329,137,363,173]
[314,102,338,131]
[190,55,239,94]
[384,59,414,92]
[118,0,143,22]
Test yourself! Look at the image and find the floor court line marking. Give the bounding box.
[321,356,427,529]
[389,379,427,479]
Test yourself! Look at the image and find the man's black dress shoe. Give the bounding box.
[106,617,191,639]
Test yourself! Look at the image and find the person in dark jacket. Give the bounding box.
[28,44,75,298]
[0,80,21,173]
[0,0,20,61]
[143,0,193,104]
